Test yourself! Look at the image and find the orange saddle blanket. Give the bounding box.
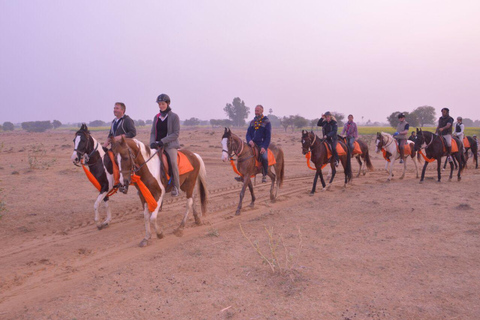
[255,149,276,167]
[442,138,459,153]
[463,137,471,148]
[352,141,362,155]
[163,151,194,180]
[325,142,346,159]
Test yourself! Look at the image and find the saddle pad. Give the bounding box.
[107,150,120,185]
[353,141,362,155]
[396,143,412,156]
[325,142,347,159]
[255,149,276,167]
[163,151,195,180]
[443,138,459,153]
[464,137,471,148]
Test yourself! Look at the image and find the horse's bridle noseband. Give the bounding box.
[74,133,99,166]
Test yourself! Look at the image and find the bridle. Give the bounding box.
[223,134,245,159]
[378,134,394,150]
[420,131,436,149]
[117,142,159,180]
[74,132,99,167]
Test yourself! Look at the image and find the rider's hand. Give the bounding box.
[249,141,255,147]
[323,136,327,139]
[260,147,266,154]
[393,132,399,137]
[103,141,110,148]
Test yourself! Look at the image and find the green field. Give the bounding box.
[357,126,480,137]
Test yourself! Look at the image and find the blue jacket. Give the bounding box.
[246,116,271,149]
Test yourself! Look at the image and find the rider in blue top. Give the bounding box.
[246,105,271,183]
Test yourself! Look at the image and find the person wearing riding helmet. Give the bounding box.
[454,116,465,152]
[436,107,454,162]
[393,113,409,164]
[149,94,181,197]
[317,111,339,167]
[103,102,136,148]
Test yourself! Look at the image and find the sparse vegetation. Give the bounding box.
[206,228,219,237]
[27,144,57,169]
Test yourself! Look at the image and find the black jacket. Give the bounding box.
[317,118,338,140]
[107,115,136,138]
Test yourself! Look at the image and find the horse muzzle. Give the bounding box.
[119,184,129,194]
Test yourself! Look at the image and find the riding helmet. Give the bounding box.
[397,113,405,119]
[156,94,171,105]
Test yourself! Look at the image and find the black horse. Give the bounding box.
[442,136,478,170]
[414,128,465,183]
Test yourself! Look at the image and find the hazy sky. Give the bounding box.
[1,0,479,124]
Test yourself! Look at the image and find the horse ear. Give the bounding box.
[301,129,304,134]
[80,123,86,130]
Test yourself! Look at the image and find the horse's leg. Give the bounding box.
[442,157,447,171]
[437,158,442,182]
[457,154,462,181]
[384,161,389,174]
[356,156,362,178]
[319,170,327,191]
[139,204,152,247]
[326,164,336,190]
[267,167,277,201]
[420,161,428,183]
[387,159,395,182]
[311,172,319,195]
[174,197,194,237]
[94,192,108,230]
[400,157,407,179]
[236,177,250,215]
[100,198,112,229]
[247,178,256,207]
[412,156,419,178]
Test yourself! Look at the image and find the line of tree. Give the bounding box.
[387,106,437,128]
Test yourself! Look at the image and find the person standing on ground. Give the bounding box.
[149,94,182,197]
[341,114,358,152]
[103,102,136,148]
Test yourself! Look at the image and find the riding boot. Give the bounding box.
[399,148,404,164]
[262,158,268,183]
[446,146,453,162]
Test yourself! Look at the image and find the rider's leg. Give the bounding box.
[165,148,181,195]
[398,139,405,163]
[348,137,355,152]
[444,134,452,162]
[331,138,339,166]
[261,150,268,182]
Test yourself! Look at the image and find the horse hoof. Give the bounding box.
[194,217,202,225]
[249,202,255,208]
[437,180,441,183]
[173,229,184,237]
[157,232,164,239]
[139,239,149,247]
[419,180,423,184]
[235,210,241,216]
[309,192,315,196]
[458,177,461,182]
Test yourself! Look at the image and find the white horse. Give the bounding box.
[375,132,419,181]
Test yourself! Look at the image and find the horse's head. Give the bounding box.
[71,123,91,165]
[375,132,384,153]
[301,130,315,155]
[111,136,136,194]
[221,127,233,162]
[414,128,426,151]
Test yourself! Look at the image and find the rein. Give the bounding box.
[304,134,328,170]
[226,134,255,177]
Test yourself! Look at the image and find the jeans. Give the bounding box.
[347,136,355,152]
[259,148,268,176]
[328,138,339,162]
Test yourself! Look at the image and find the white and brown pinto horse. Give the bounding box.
[221,128,285,215]
[71,124,117,230]
[375,132,420,181]
[111,137,207,247]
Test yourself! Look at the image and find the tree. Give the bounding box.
[412,106,436,127]
[21,121,52,132]
[405,112,419,127]
[293,115,308,131]
[223,97,250,127]
[267,114,281,128]
[89,120,106,127]
[145,119,153,125]
[280,116,294,132]
[134,119,145,127]
[210,119,233,128]
[2,121,14,131]
[52,120,62,129]
[310,118,319,130]
[268,108,273,115]
[474,120,480,127]
[184,117,200,126]
[331,112,345,127]
[387,111,402,128]
[462,118,474,127]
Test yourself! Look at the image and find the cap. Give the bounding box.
[441,107,450,113]
[324,111,332,116]
[398,113,405,119]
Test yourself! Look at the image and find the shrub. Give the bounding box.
[2,122,14,131]
[21,121,52,132]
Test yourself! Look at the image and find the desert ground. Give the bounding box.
[0,127,479,320]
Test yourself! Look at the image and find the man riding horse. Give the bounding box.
[103,102,137,148]
[244,105,271,183]
[393,113,409,164]
[436,107,454,163]
[317,111,339,167]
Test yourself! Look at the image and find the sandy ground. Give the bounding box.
[0,127,479,320]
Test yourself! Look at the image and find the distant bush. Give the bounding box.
[89,120,107,127]
[2,121,14,131]
[52,120,62,129]
[145,119,153,125]
[134,119,146,127]
[21,121,52,132]
[210,119,233,128]
[184,117,200,126]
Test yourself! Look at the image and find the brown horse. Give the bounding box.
[338,135,374,177]
[111,137,207,247]
[301,130,352,194]
[221,128,284,215]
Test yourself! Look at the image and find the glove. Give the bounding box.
[393,132,399,137]
[150,141,164,149]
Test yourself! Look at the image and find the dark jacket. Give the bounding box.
[317,118,338,140]
[438,116,454,135]
[108,115,136,138]
[149,111,180,150]
[246,116,271,149]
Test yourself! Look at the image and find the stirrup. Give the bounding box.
[234,176,243,182]
[171,187,180,197]
[262,175,267,183]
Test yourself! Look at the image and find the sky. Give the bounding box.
[1,0,479,125]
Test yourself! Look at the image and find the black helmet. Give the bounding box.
[324,111,332,116]
[441,107,449,113]
[156,94,170,105]
[398,113,405,119]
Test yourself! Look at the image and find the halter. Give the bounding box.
[381,134,395,149]
[224,134,245,159]
[74,132,99,166]
[303,133,318,152]
[118,142,159,179]
[422,131,436,149]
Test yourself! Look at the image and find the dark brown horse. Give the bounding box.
[221,128,284,215]
[414,128,465,183]
[301,130,352,194]
[111,137,207,247]
[464,136,478,169]
[338,135,374,177]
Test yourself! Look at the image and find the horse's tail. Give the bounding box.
[469,136,478,168]
[364,148,374,171]
[195,153,208,215]
[345,144,352,182]
[276,148,285,188]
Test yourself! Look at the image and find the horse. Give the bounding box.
[414,128,465,183]
[71,123,117,230]
[375,132,420,181]
[464,136,479,169]
[221,128,284,215]
[111,137,207,247]
[301,130,352,194]
[338,135,374,177]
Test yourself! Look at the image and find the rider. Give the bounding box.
[103,102,137,148]
[454,116,465,152]
[149,94,181,197]
[393,113,409,164]
[246,105,271,183]
[408,131,416,142]
[341,114,358,152]
[317,111,339,167]
[436,107,454,162]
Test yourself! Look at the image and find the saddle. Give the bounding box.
[251,146,276,168]
[160,150,194,182]
[324,141,346,159]
[337,136,362,155]
[463,137,471,148]
[440,137,459,153]
[381,140,412,162]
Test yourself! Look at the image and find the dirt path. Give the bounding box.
[1,128,479,319]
